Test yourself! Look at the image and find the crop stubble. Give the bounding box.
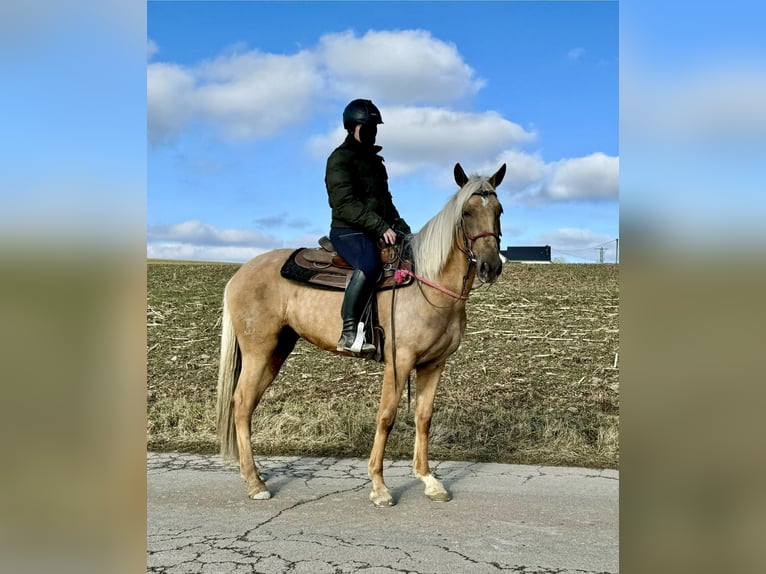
[147,261,618,469]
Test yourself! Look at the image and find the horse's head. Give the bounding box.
[454,163,506,284]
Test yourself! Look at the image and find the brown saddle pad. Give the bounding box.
[280,236,414,291]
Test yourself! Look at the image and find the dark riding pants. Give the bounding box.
[329,227,381,279]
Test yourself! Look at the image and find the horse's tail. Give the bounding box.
[216,281,240,461]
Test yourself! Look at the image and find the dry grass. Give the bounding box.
[147,261,619,469]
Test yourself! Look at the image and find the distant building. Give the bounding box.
[501,245,551,264]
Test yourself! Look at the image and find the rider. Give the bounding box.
[325,98,411,354]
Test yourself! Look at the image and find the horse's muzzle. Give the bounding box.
[478,257,503,284]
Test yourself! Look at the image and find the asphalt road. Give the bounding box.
[147,452,618,573]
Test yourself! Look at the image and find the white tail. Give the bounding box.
[216,282,240,460]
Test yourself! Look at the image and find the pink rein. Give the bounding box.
[394,268,468,301]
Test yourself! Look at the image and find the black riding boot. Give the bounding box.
[337,269,376,354]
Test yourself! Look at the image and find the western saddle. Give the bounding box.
[280,235,413,291]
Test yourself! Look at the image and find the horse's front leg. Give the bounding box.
[368,359,410,507]
[413,361,451,502]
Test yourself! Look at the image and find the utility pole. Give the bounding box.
[597,247,605,264]
[615,238,619,263]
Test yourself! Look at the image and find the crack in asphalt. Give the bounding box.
[234,482,369,538]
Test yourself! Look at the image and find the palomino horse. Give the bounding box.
[217,162,506,506]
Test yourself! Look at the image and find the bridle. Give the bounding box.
[454,189,502,296]
[458,224,500,261]
[393,188,502,304]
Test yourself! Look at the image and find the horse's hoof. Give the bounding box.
[248,487,271,500]
[425,490,451,502]
[421,474,451,502]
[370,490,395,507]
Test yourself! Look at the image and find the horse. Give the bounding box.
[216,162,506,507]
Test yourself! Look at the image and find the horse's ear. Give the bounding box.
[454,163,469,187]
[489,164,507,189]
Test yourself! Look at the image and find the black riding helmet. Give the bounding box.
[342,99,383,131]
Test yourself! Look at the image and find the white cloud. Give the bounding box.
[541,153,619,201]
[146,219,329,262]
[147,242,269,263]
[382,107,535,175]
[147,28,486,144]
[147,50,322,144]
[146,62,196,144]
[193,50,323,140]
[308,107,536,177]
[311,122,615,205]
[148,220,282,248]
[538,227,610,247]
[537,228,618,262]
[466,151,618,204]
[147,220,287,262]
[318,29,484,104]
[489,150,548,193]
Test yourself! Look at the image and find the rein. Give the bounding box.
[394,268,468,301]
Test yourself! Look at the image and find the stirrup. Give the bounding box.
[337,322,375,354]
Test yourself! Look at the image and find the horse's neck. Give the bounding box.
[435,244,475,301]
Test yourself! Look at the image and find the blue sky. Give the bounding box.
[147,1,618,263]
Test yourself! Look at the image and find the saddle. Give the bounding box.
[279,236,414,363]
[280,236,414,291]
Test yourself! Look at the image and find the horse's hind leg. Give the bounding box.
[234,329,297,499]
[233,358,274,499]
[413,361,451,502]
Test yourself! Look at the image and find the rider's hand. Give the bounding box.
[382,228,397,245]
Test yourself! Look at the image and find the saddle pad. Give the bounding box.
[297,247,352,270]
[280,248,414,291]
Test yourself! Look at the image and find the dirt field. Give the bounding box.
[147,260,619,469]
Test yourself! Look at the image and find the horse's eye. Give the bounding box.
[463,210,471,218]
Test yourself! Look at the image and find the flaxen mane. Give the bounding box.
[410,175,494,281]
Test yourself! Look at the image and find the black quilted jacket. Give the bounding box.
[325,134,410,238]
